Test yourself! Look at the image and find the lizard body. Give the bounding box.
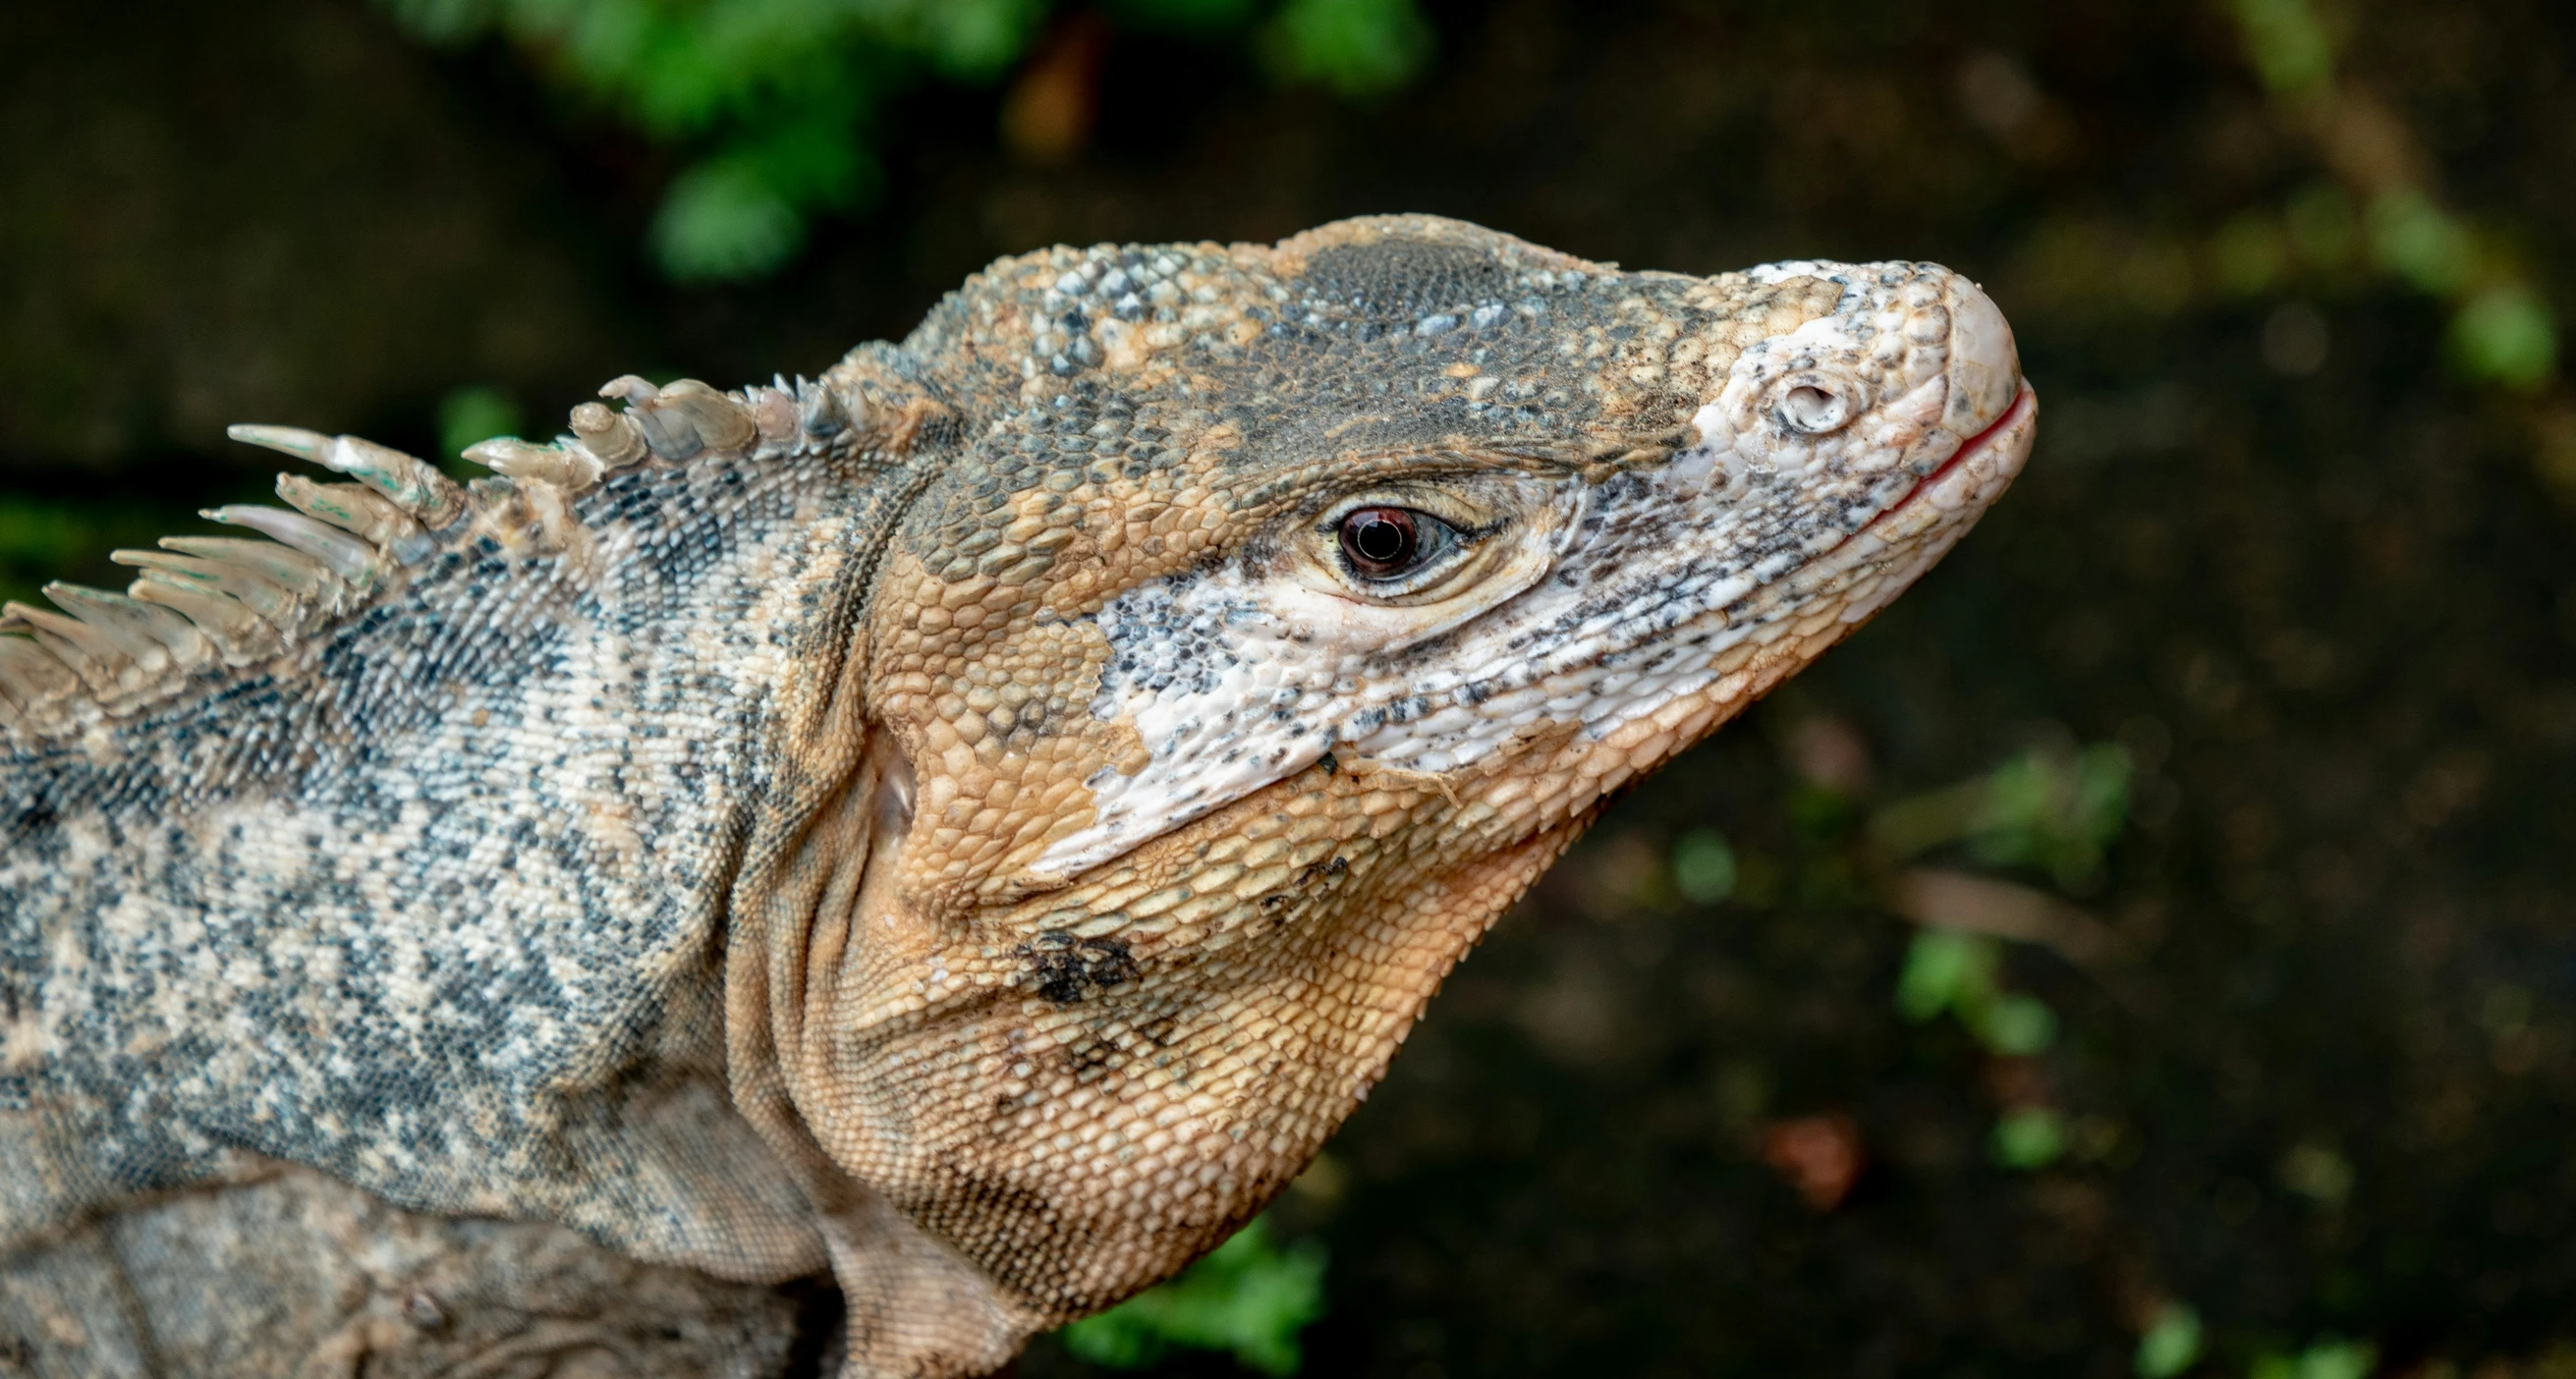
[0,216,2033,1377]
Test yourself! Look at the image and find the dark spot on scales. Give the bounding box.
[1021,932,1141,1004]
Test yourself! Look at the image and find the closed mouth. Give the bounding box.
[1870,382,2038,529]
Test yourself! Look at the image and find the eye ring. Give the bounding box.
[1339,506,1426,578]
[1777,381,1851,434]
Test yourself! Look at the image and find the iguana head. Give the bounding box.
[768,216,2034,1340]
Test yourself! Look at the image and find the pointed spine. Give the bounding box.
[797,376,851,439]
[156,537,338,602]
[568,402,647,469]
[228,425,465,528]
[130,575,281,662]
[5,602,146,693]
[202,506,380,585]
[465,436,603,492]
[45,583,214,668]
[0,635,81,712]
[276,474,433,565]
[114,550,301,622]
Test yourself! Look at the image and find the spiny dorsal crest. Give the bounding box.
[0,372,866,733]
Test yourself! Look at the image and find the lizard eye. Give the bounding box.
[1337,506,1453,579]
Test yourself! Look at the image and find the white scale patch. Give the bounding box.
[1035,261,2027,878]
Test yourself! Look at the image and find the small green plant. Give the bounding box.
[1966,743,2131,888]
[1871,740,2131,891]
[1057,1215,1327,1375]
[1896,930,2058,1057]
[2222,0,2557,392]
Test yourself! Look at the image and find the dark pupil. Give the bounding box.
[1342,508,1417,573]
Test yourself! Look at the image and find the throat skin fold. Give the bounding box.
[0,215,2033,1378]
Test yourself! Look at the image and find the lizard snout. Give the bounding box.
[1941,274,2022,442]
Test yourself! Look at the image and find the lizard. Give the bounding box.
[0,214,2034,1378]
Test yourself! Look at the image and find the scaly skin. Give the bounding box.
[0,216,2034,1377]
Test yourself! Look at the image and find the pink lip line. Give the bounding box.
[1867,382,2037,529]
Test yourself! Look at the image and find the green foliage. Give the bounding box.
[2367,190,2474,297]
[1979,992,2060,1056]
[2212,212,2291,296]
[436,385,526,466]
[1990,1105,2065,1171]
[1872,741,2130,891]
[1057,1216,1327,1375]
[2222,1,2557,395]
[377,0,1432,281]
[1671,828,1738,905]
[1897,931,2059,1057]
[2228,0,2333,98]
[2251,1338,2376,1379]
[2134,1302,2205,1379]
[0,497,202,609]
[1261,0,1431,95]
[1967,743,2131,889]
[2449,285,2558,392]
[2282,182,2359,270]
[1896,929,1996,1023]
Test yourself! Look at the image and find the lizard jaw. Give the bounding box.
[1859,380,2038,536]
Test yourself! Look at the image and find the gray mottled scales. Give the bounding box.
[4,371,922,1370]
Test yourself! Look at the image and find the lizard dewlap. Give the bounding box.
[0,216,2033,1377]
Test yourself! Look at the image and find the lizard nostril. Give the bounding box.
[1779,383,1850,434]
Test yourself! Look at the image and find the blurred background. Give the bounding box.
[5,0,2574,1374]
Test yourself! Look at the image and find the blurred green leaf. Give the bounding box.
[1977,993,2060,1057]
[2212,212,2289,296]
[653,160,806,281]
[2283,182,2358,270]
[1672,829,1738,905]
[1263,0,1432,95]
[0,498,203,609]
[377,0,1430,282]
[2367,191,2474,297]
[380,0,499,44]
[437,385,526,464]
[2278,1142,2355,1210]
[1965,743,2131,889]
[1876,742,2130,891]
[1991,1106,2065,1170]
[2229,0,2333,98]
[1897,930,1997,1023]
[2448,284,2557,391]
[2134,1302,2205,1379]
[1058,1216,1327,1375]
[1897,931,2062,1057]
[2251,1338,2377,1379]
